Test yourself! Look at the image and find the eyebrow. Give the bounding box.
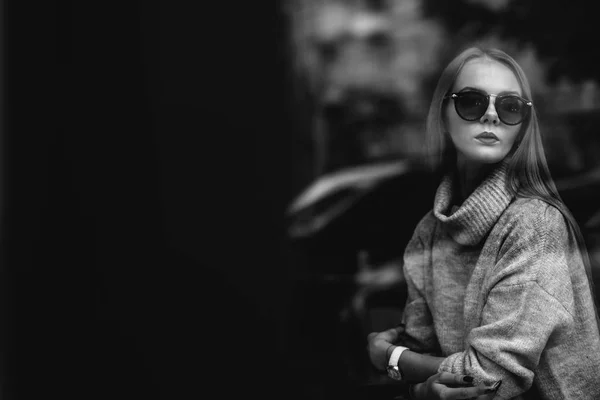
[459,86,521,96]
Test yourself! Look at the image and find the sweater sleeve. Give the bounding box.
[438,205,576,399]
[399,215,440,353]
[439,282,573,398]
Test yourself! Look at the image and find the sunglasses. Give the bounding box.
[444,90,533,126]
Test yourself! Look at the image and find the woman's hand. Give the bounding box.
[411,372,501,400]
[366,325,405,371]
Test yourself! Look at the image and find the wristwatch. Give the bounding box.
[386,345,409,381]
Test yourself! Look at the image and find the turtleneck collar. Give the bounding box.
[433,160,515,246]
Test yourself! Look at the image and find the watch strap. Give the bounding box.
[388,345,409,368]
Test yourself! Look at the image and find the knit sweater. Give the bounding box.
[399,161,600,399]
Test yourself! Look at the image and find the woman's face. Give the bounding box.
[444,58,522,166]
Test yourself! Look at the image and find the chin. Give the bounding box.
[463,149,510,165]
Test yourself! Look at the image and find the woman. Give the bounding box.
[366,47,600,399]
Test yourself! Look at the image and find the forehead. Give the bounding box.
[453,59,521,95]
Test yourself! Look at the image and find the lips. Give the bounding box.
[475,131,499,140]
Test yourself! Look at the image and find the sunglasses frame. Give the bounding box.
[444,90,533,126]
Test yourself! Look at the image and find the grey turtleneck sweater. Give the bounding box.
[400,162,600,399]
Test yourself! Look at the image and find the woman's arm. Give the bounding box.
[367,328,443,382]
[367,329,500,399]
[397,347,445,383]
[438,280,573,396]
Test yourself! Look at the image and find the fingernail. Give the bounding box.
[492,380,503,391]
[484,380,502,394]
[463,375,474,383]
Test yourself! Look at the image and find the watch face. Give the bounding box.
[387,366,402,380]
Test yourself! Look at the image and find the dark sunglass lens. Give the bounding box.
[455,92,487,120]
[497,96,526,125]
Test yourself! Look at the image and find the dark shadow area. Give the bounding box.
[3,1,288,399]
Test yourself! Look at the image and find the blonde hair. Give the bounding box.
[426,46,598,314]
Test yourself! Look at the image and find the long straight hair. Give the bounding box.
[425,46,598,312]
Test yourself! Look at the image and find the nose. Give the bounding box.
[480,94,499,125]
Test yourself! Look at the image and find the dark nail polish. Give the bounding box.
[463,376,474,383]
[492,380,503,391]
[484,380,502,394]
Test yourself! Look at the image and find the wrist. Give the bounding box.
[386,345,410,381]
[385,344,396,364]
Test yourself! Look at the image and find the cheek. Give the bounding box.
[444,109,468,144]
[505,126,521,144]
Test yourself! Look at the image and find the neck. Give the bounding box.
[455,157,496,204]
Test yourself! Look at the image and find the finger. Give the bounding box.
[380,326,402,342]
[453,386,483,400]
[394,323,406,335]
[440,374,475,386]
[453,380,502,400]
[438,385,487,400]
[367,332,378,342]
[436,372,472,386]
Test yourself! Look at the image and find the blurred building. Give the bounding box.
[287,0,445,175]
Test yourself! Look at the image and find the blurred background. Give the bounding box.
[281,0,600,399]
[2,1,600,400]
